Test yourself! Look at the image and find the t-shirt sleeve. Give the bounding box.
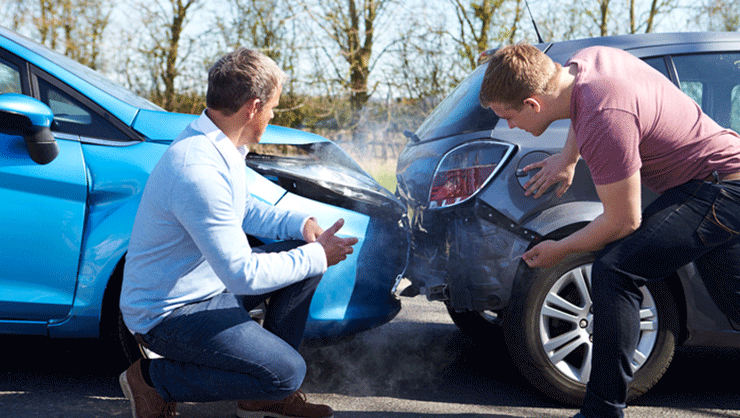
[576,108,642,185]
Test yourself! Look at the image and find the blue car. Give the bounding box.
[0,27,408,361]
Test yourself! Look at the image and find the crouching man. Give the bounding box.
[119,48,357,418]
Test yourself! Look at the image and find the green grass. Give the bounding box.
[363,158,398,192]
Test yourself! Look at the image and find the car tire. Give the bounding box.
[445,302,504,342]
[503,253,679,405]
[117,309,144,364]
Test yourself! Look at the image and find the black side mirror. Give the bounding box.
[0,93,59,164]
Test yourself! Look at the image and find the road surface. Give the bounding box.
[0,294,738,417]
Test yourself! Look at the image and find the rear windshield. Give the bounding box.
[414,64,498,142]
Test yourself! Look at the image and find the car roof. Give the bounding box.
[540,31,740,63]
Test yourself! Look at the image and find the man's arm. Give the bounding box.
[242,194,309,241]
[522,170,642,268]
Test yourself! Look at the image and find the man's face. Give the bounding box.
[488,99,549,137]
[245,84,282,145]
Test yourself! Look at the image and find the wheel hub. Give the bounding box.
[538,263,660,384]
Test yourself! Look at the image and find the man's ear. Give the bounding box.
[523,96,542,113]
[243,98,261,119]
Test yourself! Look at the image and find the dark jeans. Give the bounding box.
[581,179,740,418]
[139,240,322,403]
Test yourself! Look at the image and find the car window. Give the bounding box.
[0,58,21,94]
[413,64,498,142]
[642,56,670,80]
[36,76,130,141]
[671,52,740,132]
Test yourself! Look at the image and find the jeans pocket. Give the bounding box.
[697,190,740,246]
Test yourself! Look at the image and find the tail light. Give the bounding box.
[429,141,515,209]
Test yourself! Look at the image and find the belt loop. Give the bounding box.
[713,170,720,184]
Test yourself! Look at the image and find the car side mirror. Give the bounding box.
[0,93,59,164]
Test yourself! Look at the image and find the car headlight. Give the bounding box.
[429,141,515,209]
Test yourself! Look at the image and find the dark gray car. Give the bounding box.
[396,32,740,405]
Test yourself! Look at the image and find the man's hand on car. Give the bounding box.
[316,219,359,267]
[522,152,576,198]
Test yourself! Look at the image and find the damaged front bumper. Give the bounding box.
[245,140,410,342]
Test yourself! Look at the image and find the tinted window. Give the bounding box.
[414,64,498,142]
[671,53,740,131]
[0,58,21,94]
[36,77,129,141]
[642,56,670,80]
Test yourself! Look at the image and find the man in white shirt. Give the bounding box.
[119,48,355,418]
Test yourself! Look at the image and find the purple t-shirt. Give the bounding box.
[567,46,740,194]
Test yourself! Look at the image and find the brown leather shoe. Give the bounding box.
[119,359,176,418]
[237,390,333,418]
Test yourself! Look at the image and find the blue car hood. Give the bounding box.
[132,109,332,146]
[131,109,197,142]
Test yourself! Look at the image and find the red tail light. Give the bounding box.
[429,141,515,209]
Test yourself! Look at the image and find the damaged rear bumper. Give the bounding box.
[402,200,535,313]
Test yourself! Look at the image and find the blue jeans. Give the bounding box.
[138,240,322,403]
[581,178,740,418]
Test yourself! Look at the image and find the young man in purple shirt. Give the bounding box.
[480,43,740,418]
[119,49,356,418]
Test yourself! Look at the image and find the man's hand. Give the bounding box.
[523,126,579,198]
[522,239,568,269]
[316,219,359,267]
[522,152,576,198]
[302,217,323,242]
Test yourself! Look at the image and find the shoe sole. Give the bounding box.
[119,371,138,418]
[236,409,334,418]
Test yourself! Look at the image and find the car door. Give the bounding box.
[0,52,87,329]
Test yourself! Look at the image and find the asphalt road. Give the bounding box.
[1,294,739,418]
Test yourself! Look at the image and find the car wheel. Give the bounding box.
[504,253,679,405]
[445,302,504,342]
[117,309,144,364]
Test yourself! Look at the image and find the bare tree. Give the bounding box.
[695,0,740,31]
[211,0,309,127]
[66,0,112,69]
[0,0,29,32]
[214,0,291,61]
[302,0,397,113]
[133,0,203,111]
[4,0,112,70]
[448,0,525,71]
[573,0,611,36]
[212,0,299,92]
[537,0,591,41]
[385,3,462,104]
[629,0,680,33]
[538,0,682,40]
